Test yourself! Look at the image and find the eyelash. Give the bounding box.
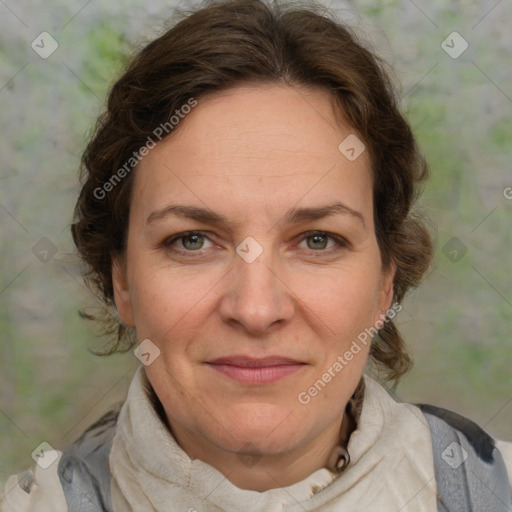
[161,230,349,257]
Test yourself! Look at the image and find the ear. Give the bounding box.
[112,254,135,327]
[375,260,396,320]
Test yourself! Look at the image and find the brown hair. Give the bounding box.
[71,0,433,384]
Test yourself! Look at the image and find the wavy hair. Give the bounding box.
[71,0,434,384]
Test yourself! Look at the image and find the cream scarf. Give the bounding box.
[109,366,440,512]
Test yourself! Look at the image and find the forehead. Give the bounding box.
[132,83,373,226]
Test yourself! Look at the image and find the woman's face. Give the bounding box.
[113,83,394,462]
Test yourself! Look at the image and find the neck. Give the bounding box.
[167,408,356,492]
[146,376,364,492]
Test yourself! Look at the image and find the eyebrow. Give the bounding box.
[146,201,366,230]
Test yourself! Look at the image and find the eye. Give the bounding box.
[297,231,348,253]
[163,231,214,254]
[161,230,349,257]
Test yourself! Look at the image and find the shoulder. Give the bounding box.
[417,404,512,511]
[360,375,512,503]
[417,403,498,462]
[1,451,67,512]
[1,405,121,512]
[416,402,512,506]
[495,438,512,492]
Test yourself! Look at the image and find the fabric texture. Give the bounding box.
[3,365,512,512]
[57,407,120,512]
[2,452,67,512]
[108,366,437,511]
[420,406,511,512]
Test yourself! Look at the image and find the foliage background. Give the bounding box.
[1,0,511,490]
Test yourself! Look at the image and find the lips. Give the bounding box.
[205,355,307,384]
[206,355,304,367]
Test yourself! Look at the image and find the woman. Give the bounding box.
[2,0,511,510]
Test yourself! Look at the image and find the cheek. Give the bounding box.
[126,246,382,346]
[296,264,381,337]
[127,258,222,341]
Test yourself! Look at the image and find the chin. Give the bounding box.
[217,429,297,457]
[212,411,302,450]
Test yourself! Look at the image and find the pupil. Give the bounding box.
[185,234,202,249]
[310,235,326,249]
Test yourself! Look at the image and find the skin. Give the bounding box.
[112,82,395,492]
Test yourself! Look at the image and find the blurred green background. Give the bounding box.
[1,0,511,491]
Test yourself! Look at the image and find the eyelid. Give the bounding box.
[162,230,216,252]
[296,230,350,250]
[162,230,349,255]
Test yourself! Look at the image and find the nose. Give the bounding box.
[218,242,295,336]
